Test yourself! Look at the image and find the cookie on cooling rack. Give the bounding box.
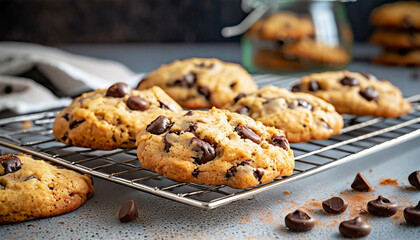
[53,83,183,150]
[291,71,412,118]
[0,153,94,224]
[136,108,294,189]
[226,85,343,143]
[136,58,258,109]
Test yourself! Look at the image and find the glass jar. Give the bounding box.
[241,0,354,73]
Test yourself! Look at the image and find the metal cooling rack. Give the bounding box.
[0,74,420,209]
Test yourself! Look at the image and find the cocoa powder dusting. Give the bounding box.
[379,178,399,186]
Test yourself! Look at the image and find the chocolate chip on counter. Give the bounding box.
[308,80,320,91]
[271,136,289,150]
[23,175,40,181]
[197,86,211,100]
[69,120,85,129]
[190,138,216,165]
[184,111,194,116]
[0,154,22,174]
[359,87,379,101]
[235,125,261,144]
[146,116,172,135]
[284,209,315,232]
[340,76,360,86]
[367,195,398,217]
[408,170,420,190]
[253,168,264,182]
[106,82,131,98]
[360,72,377,81]
[192,168,200,177]
[118,200,138,223]
[404,201,420,226]
[174,73,197,88]
[158,101,173,111]
[322,196,348,214]
[351,172,372,192]
[234,93,247,103]
[235,106,249,115]
[290,83,301,92]
[126,96,150,111]
[339,216,371,238]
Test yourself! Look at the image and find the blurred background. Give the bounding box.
[0,0,403,44]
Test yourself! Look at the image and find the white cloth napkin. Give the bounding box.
[0,42,144,114]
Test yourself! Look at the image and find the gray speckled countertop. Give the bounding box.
[1,44,420,239]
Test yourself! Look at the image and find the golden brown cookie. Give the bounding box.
[227,86,343,143]
[137,58,258,109]
[293,71,412,118]
[53,83,182,150]
[136,108,294,189]
[375,49,420,66]
[253,49,305,71]
[371,1,420,30]
[0,153,94,224]
[370,29,420,49]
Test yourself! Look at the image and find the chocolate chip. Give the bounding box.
[184,121,197,133]
[158,101,173,111]
[146,116,172,135]
[339,216,371,238]
[351,172,372,192]
[308,80,320,91]
[290,99,313,111]
[106,82,131,98]
[226,161,251,178]
[190,138,216,165]
[235,125,261,144]
[271,136,289,150]
[4,85,12,94]
[321,120,332,130]
[230,82,237,89]
[322,196,348,214]
[398,48,409,56]
[360,72,377,81]
[291,83,301,92]
[136,77,147,89]
[340,76,359,86]
[174,73,197,88]
[196,63,214,69]
[403,17,413,28]
[163,130,180,152]
[0,154,22,174]
[118,200,138,223]
[184,111,194,116]
[234,93,247,103]
[367,195,398,217]
[62,113,69,121]
[235,106,249,115]
[359,87,379,101]
[408,170,420,190]
[192,168,200,177]
[404,201,420,226]
[23,175,40,181]
[197,86,211,100]
[126,96,150,111]
[285,209,315,232]
[69,120,85,129]
[253,168,264,181]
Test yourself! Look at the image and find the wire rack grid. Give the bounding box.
[0,74,419,209]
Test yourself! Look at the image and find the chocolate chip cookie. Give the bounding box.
[370,29,420,49]
[137,58,258,109]
[136,108,294,189]
[375,49,420,66]
[226,86,343,143]
[293,71,412,118]
[370,1,420,30]
[0,153,94,224]
[53,83,183,150]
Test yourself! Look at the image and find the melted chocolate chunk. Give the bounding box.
[271,136,289,150]
[321,120,332,130]
[291,83,301,92]
[322,196,348,214]
[360,72,377,81]
[404,201,420,226]
[106,82,131,98]
[230,82,237,89]
[367,195,398,217]
[192,168,200,177]
[253,168,264,181]
[408,170,420,190]
[339,216,371,238]
[163,130,180,152]
[62,113,69,121]
[359,87,379,101]
[0,154,22,175]
[285,209,315,232]
[197,86,211,101]
[308,80,320,91]
[184,111,194,116]
[351,172,372,192]
[340,76,359,86]
[196,63,214,69]
[293,99,313,111]
[23,175,40,181]
[226,161,251,178]
[159,101,173,111]
[69,120,85,129]
[403,16,413,28]
[146,116,172,135]
[234,93,247,103]
[190,138,216,165]
[174,73,197,88]
[398,49,409,55]
[235,106,249,115]
[184,122,197,133]
[126,96,150,111]
[118,200,138,223]
[235,125,261,144]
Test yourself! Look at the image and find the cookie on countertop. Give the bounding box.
[227,86,343,143]
[137,58,258,109]
[53,83,183,150]
[0,153,94,224]
[257,12,315,40]
[370,1,420,30]
[136,108,294,189]
[370,29,420,49]
[292,71,412,118]
[375,49,420,66]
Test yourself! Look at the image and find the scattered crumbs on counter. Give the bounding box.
[284,190,290,194]
[58,222,64,225]
[370,169,373,172]
[380,178,399,186]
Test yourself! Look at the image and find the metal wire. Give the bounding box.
[0,76,419,209]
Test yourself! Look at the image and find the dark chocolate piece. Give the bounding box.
[235,125,261,144]
[351,172,372,192]
[339,216,371,238]
[118,200,138,223]
[340,76,359,86]
[190,138,216,165]
[359,87,379,101]
[126,96,150,111]
[106,82,131,98]
[404,201,420,226]
[271,136,289,151]
[285,209,315,232]
[146,116,172,135]
[0,154,22,175]
[322,196,348,214]
[408,170,420,190]
[367,195,398,217]
[308,80,320,91]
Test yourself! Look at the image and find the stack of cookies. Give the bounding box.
[370,1,420,66]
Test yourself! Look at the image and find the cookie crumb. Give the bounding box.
[21,121,32,129]
[379,178,398,186]
[284,190,290,194]
[369,169,373,172]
